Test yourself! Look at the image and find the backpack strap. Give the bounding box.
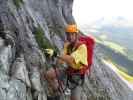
[66,41,83,55]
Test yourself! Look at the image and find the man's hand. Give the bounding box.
[44,49,57,57]
[44,49,54,57]
[57,58,65,64]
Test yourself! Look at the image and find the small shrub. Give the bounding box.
[34,26,60,57]
[34,26,54,50]
[13,0,24,8]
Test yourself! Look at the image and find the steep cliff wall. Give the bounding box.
[0,0,132,100]
[0,0,74,100]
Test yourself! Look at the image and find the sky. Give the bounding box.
[73,0,133,26]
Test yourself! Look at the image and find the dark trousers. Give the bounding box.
[47,95,60,100]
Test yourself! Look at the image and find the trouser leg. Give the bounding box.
[70,85,82,100]
[47,95,60,100]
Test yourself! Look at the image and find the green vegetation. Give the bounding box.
[103,59,133,83]
[95,34,133,82]
[34,26,52,49]
[98,40,133,76]
[34,26,59,54]
[107,58,129,74]
[104,41,126,55]
[99,34,107,40]
[13,0,24,8]
[95,36,126,55]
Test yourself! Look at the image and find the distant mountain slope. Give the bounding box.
[98,43,133,76]
[80,17,133,50]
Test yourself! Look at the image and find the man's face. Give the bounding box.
[66,32,78,44]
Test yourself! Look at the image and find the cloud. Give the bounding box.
[99,17,133,28]
[73,0,133,25]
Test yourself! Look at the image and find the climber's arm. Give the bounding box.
[58,44,88,69]
[58,54,76,68]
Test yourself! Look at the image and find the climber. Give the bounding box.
[44,24,95,100]
[57,24,88,100]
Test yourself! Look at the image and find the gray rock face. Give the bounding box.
[11,54,31,87]
[0,0,73,100]
[0,0,132,100]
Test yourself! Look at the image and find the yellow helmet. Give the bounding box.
[65,24,79,33]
